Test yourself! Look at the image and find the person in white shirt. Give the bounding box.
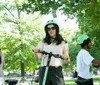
[0,50,5,85]
[76,34,100,85]
[33,20,70,85]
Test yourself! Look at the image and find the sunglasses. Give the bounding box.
[47,27,56,31]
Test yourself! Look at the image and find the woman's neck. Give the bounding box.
[51,38,55,43]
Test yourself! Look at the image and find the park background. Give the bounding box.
[0,0,100,85]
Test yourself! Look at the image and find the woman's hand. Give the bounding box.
[33,47,40,53]
[62,54,68,60]
[65,58,70,64]
[62,54,70,64]
[33,47,40,60]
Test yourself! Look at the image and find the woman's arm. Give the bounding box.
[33,47,40,60]
[33,40,43,60]
[62,43,70,64]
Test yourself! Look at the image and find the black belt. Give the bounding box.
[41,66,62,72]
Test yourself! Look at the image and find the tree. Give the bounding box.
[0,0,44,74]
[21,0,100,37]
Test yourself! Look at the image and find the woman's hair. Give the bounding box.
[80,38,91,48]
[43,24,65,45]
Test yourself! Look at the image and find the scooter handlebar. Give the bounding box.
[34,50,63,59]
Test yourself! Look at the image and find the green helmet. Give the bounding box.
[45,20,58,26]
[77,34,89,44]
[45,20,59,33]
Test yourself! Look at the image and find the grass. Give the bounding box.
[64,76,100,85]
[65,79,76,85]
[20,76,100,85]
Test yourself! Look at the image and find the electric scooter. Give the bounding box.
[34,50,63,85]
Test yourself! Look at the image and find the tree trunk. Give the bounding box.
[21,61,25,77]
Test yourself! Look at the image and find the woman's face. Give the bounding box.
[47,24,56,38]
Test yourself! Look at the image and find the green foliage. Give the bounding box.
[21,0,62,15]
[0,0,44,72]
[60,28,72,41]
[0,0,100,73]
[22,0,100,38]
